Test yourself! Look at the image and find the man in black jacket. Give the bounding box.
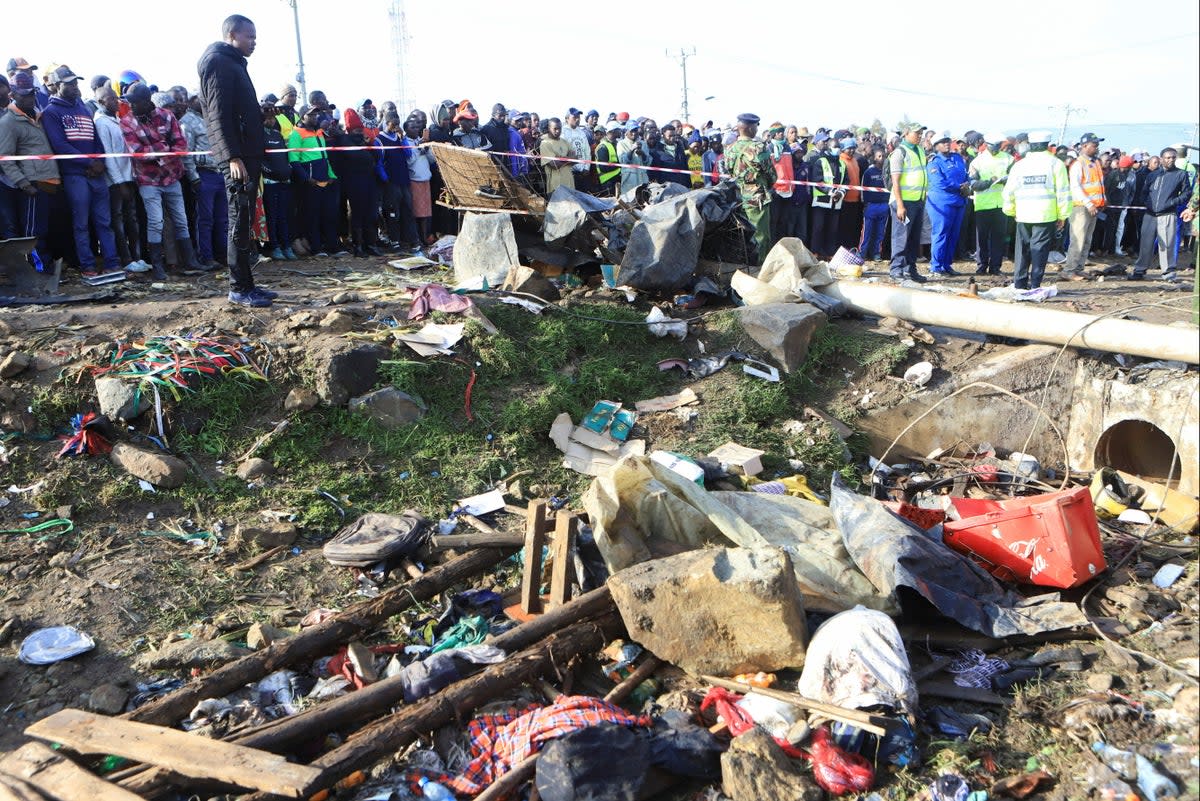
[197,14,274,307]
[1131,147,1190,281]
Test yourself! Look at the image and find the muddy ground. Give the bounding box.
[0,250,1196,799]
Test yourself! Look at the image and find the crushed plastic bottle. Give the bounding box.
[418,777,456,801]
[1135,754,1179,800]
[1092,742,1137,780]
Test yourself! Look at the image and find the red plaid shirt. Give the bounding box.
[119,108,186,187]
[425,695,651,795]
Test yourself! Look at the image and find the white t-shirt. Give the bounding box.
[560,125,590,173]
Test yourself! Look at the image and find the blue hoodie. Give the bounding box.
[41,96,104,177]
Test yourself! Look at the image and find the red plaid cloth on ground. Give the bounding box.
[434,695,652,796]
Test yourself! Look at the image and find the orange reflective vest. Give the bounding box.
[773,150,794,197]
[1076,156,1105,208]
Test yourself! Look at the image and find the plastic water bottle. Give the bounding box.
[418,777,456,800]
[1092,742,1137,780]
[1135,754,1179,800]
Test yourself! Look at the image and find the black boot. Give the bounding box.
[179,239,213,274]
[148,242,167,281]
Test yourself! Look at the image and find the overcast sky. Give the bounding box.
[15,0,1198,138]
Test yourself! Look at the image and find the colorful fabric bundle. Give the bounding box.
[56,412,112,458]
[87,335,268,401]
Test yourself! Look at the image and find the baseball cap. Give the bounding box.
[1118,155,1134,168]
[985,132,1007,145]
[6,57,37,72]
[839,137,857,149]
[616,111,629,122]
[1028,130,1053,144]
[1078,132,1104,144]
[964,132,985,146]
[567,107,581,117]
[586,109,598,117]
[932,130,952,145]
[10,71,36,96]
[813,131,831,143]
[45,65,81,85]
[260,92,279,105]
[125,84,152,103]
[897,121,925,134]
[605,120,622,132]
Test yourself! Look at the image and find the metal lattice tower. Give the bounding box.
[388,0,412,114]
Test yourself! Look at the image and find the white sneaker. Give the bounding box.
[125,260,151,273]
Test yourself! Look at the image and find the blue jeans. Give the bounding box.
[860,202,888,260]
[888,198,924,273]
[63,172,119,270]
[196,169,228,262]
[928,199,965,272]
[139,181,190,244]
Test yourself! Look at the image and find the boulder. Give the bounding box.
[320,310,357,334]
[0,351,31,379]
[109,442,188,488]
[95,377,150,421]
[349,387,426,428]
[246,622,293,650]
[232,520,297,551]
[608,547,808,675]
[736,303,827,373]
[1,409,35,433]
[720,728,823,801]
[87,683,128,715]
[135,638,252,671]
[236,457,274,480]
[0,384,16,404]
[309,342,388,406]
[503,264,560,302]
[283,387,320,412]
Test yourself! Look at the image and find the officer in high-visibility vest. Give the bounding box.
[1002,130,1071,290]
[1062,131,1106,280]
[888,121,928,282]
[968,132,1013,275]
[595,121,623,197]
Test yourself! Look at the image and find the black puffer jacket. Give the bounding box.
[196,42,266,166]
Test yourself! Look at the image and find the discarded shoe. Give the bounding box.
[229,289,271,308]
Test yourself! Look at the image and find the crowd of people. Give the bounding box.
[1,16,1197,307]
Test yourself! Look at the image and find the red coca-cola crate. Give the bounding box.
[942,487,1106,589]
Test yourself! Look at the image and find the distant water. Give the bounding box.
[1042,122,1199,154]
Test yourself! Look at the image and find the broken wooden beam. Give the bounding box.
[520,500,550,615]
[431,532,526,550]
[25,710,322,797]
[124,546,516,726]
[290,616,620,799]
[700,676,889,736]
[221,586,615,757]
[605,656,663,705]
[0,742,143,801]
[547,513,577,608]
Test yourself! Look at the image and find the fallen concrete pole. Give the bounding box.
[820,281,1200,364]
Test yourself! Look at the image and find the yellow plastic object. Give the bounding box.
[1090,471,1130,520]
[745,475,827,505]
[1092,469,1199,533]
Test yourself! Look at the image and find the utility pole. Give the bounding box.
[1049,103,1086,146]
[287,0,307,103]
[388,0,412,113]
[666,48,697,123]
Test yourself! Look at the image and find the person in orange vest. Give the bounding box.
[1062,132,1106,280]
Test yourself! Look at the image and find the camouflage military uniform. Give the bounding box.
[724,135,775,263]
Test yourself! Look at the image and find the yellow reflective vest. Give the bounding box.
[896,143,927,202]
[1002,151,1070,223]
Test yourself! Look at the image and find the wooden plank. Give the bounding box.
[0,742,143,801]
[25,709,322,798]
[548,513,577,608]
[431,532,526,550]
[520,500,549,614]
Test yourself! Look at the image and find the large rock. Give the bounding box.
[232,520,297,550]
[736,303,827,373]
[87,683,128,715]
[284,387,320,412]
[309,342,389,406]
[110,442,188,488]
[721,728,823,801]
[0,351,31,379]
[608,547,808,675]
[349,387,426,428]
[134,638,252,671]
[95,377,149,421]
[236,457,274,480]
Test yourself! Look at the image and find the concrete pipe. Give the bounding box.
[820,281,1200,365]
